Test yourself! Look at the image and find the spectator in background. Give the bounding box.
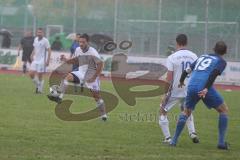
[69,33,81,93]
[1,34,11,48]
[166,44,176,56]
[51,36,63,51]
[18,31,34,73]
[70,33,81,71]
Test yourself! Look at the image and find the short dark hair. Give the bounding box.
[214,41,227,55]
[80,33,90,42]
[176,34,187,46]
[37,27,43,31]
[76,33,81,36]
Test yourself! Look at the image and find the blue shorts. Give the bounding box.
[185,85,224,110]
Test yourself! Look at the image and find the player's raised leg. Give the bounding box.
[91,89,107,121]
[86,77,107,121]
[60,73,76,99]
[48,73,74,103]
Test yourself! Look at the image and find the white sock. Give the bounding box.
[38,80,44,92]
[32,76,39,88]
[159,115,171,138]
[186,114,196,135]
[59,79,68,99]
[101,114,107,118]
[96,99,107,117]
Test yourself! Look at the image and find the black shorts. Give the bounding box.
[70,73,80,84]
[22,52,32,63]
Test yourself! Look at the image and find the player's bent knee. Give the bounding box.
[29,71,35,78]
[159,115,168,124]
[63,79,69,86]
[184,108,192,117]
[216,103,228,114]
[38,73,43,79]
[90,90,101,100]
[96,99,105,108]
[66,74,74,82]
[160,107,167,115]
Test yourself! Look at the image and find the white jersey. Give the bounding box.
[74,46,102,79]
[33,37,50,64]
[166,49,198,97]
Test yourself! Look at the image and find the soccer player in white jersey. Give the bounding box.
[159,34,199,143]
[48,34,107,121]
[29,28,51,93]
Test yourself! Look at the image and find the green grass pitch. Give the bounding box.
[0,74,239,160]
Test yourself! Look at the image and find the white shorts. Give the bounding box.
[30,61,45,73]
[71,71,100,91]
[160,95,185,112]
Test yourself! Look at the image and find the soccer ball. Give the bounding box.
[49,85,62,97]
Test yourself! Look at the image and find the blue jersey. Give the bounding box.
[188,54,226,88]
[70,41,80,71]
[70,41,80,55]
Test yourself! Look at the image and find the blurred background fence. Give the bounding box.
[0,0,239,60]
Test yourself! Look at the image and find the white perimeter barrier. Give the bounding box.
[0,48,239,86]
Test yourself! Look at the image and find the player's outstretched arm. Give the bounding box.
[60,55,79,65]
[30,49,35,62]
[204,69,220,89]
[178,70,188,88]
[178,64,193,88]
[166,71,173,82]
[165,70,173,92]
[46,48,52,66]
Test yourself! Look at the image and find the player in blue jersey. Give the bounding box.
[170,41,229,150]
[70,33,81,71]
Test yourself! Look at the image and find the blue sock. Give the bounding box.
[171,114,188,145]
[218,113,228,146]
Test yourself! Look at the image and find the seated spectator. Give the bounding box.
[2,35,11,48]
[51,36,63,51]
